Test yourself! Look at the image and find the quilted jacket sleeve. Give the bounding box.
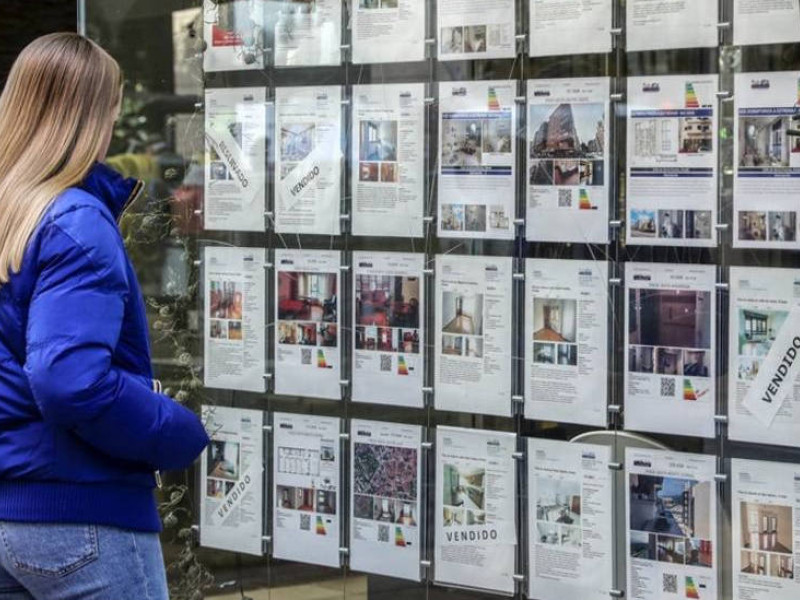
[24,213,209,471]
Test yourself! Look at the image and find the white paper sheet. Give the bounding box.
[351,83,425,238]
[732,458,800,599]
[204,87,266,231]
[526,77,610,243]
[529,0,612,57]
[626,75,719,247]
[527,438,613,600]
[436,0,515,60]
[626,0,718,51]
[200,405,265,556]
[733,0,800,46]
[203,0,265,72]
[438,80,516,240]
[352,252,425,408]
[733,72,800,250]
[626,448,718,600]
[434,254,513,416]
[524,259,609,426]
[349,419,422,581]
[624,262,717,438]
[203,246,266,392]
[434,426,517,595]
[351,0,425,63]
[272,412,341,568]
[274,249,341,399]
[274,0,341,67]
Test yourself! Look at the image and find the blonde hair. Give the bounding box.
[0,32,122,284]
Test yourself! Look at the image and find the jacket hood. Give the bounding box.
[79,162,140,221]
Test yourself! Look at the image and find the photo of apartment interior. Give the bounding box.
[769,211,797,242]
[741,551,768,575]
[629,289,712,350]
[656,347,682,375]
[535,478,581,526]
[359,120,397,162]
[441,292,483,336]
[442,506,464,527]
[277,486,315,511]
[442,334,482,358]
[354,275,420,354]
[629,475,712,541]
[771,555,794,579]
[533,298,577,343]
[739,116,791,168]
[629,345,655,373]
[740,502,793,555]
[482,115,512,153]
[533,342,556,364]
[738,211,767,241]
[278,271,337,322]
[683,350,709,377]
[630,531,657,560]
[464,25,487,54]
[658,210,683,239]
[442,464,485,511]
[656,535,685,563]
[209,280,243,320]
[442,118,482,167]
[738,308,787,358]
[679,117,712,153]
[280,123,315,163]
[685,210,712,239]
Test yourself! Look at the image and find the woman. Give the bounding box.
[0,33,209,599]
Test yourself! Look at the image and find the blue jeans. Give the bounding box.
[0,522,168,599]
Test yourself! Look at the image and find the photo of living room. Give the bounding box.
[535,477,581,528]
[442,464,485,511]
[209,280,243,320]
[354,273,420,356]
[629,474,712,540]
[440,204,465,231]
[442,117,482,167]
[738,211,767,241]
[278,271,337,323]
[628,289,712,350]
[739,116,791,168]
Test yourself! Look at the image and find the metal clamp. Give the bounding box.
[339,547,350,555]
[263,263,274,270]
[513,218,525,226]
[610,28,623,36]
[513,272,525,281]
[715,282,729,290]
[717,22,731,29]
[423,386,434,394]
[193,209,203,216]
[423,215,435,223]
[340,98,351,106]
[512,573,526,582]
[421,441,433,450]
[339,432,350,441]
[715,90,732,99]
[340,44,351,51]
[339,265,351,273]
[608,404,622,414]
[610,93,624,102]
[262,373,273,381]
[420,559,432,567]
[715,222,729,231]
[424,97,436,105]
[194,102,203,109]
[609,590,625,599]
[609,219,623,228]
[512,452,525,461]
[714,414,729,424]
[515,96,526,104]
[339,379,350,387]
[714,473,728,483]
[423,268,434,276]
[609,278,622,286]
[424,38,436,46]
[262,424,273,432]
[609,462,623,471]
[512,395,524,404]
[340,213,351,221]
[193,259,202,267]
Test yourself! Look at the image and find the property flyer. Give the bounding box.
[351,83,425,238]
[438,81,516,240]
[202,0,264,72]
[203,246,266,393]
[275,86,342,235]
[527,438,613,600]
[274,0,341,67]
[436,0,515,60]
[200,405,265,556]
[274,249,341,399]
[351,0,425,64]
[204,87,266,231]
[733,0,800,46]
[626,75,719,247]
[529,0,612,57]
[524,259,609,427]
[728,267,800,447]
[526,77,610,244]
[732,458,800,599]
[434,254,513,417]
[273,413,341,568]
[624,262,716,438]
[352,252,425,408]
[626,0,718,52]
[626,448,718,600]
[350,419,422,581]
[733,72,800,249]
[434,426,517,595]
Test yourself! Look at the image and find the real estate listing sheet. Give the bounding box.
[624,262,716,438]
[202,0,265,72]
[526,77,610,244]
[349,419,422,581]
[733,72,800,250]
[732,458,800,599]
[275,85,342,235]
[438,80,516,240]
[626,448,718,600]
[733,0,800,46]
[200,405,265,556]
[273,412,341,568]
[434,254,513,416]
[203,246,266,392]
[274,0,341,66]
[274,249,341,399]
[352,252,425,408]
[527,438,613,600]
[436,0,515,61]
[524,259,609,426]
[434,426,517,595]
[626,75,719,247]
[529,0,612,57]
[204,87,266,231]
[351,83,425,238]
[729,267,800,438]
[626,0,718,52]
[351,0,425,64]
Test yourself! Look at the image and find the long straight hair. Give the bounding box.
[0,32,122,284]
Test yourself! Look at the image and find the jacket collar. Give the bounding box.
[79,162,142,221]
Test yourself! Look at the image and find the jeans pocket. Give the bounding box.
[0,522,98,578]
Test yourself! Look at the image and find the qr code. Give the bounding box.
[660,377,676,397]
[558,189,572,208]
[380,355,392,372]
[300,514,311,531]
[662,573,677,594]
[378,524,389,543]
[301,348,312,365]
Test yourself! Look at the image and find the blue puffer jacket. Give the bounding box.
[0,162,209,532]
